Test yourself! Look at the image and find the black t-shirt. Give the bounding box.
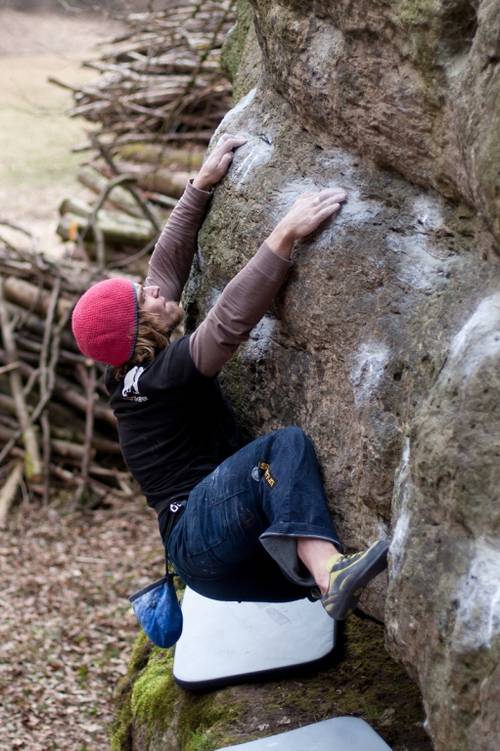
[105,336,242,538]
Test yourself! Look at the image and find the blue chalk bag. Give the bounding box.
[129,501,186,648]
[129,568,183,649]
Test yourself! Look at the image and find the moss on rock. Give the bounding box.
[110,631,153,751]
[178,693,245,751]
[220,0,254,83]
[220,0,261,102]
[393,0,438,27]
[131,649,178,734]
[112,613,431,751]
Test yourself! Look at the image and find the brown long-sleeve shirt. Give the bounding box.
[107,181,293,532]
[145,180,292,376]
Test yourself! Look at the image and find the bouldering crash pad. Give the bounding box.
[173,587,336,690]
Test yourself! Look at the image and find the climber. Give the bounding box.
[71,134,389,620]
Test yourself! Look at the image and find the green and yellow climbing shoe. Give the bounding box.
[321,539,389,621]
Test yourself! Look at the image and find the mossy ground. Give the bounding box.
[111,613,431,751]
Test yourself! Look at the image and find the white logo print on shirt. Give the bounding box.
[122,366,148,402]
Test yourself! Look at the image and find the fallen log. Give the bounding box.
[58,195,156,231]
[116,143,204,170]
[78,165,149,219]
[57,211,154,247]
[4,276,72,319]
[111,162,194,198]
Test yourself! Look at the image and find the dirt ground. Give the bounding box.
[0,5,125,256]
[0,502,160,751]
[0,6,162,751]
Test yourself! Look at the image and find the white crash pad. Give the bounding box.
[173,587,336,690]
[217,717,392,751]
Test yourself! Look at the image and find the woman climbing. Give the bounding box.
[71,134,389,620]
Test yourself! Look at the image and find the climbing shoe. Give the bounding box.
[321,539,389,621]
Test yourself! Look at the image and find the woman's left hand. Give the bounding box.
[192,134,247,190]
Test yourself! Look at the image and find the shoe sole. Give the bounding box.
[323,540,389,621]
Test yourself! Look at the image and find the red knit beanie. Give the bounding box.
[71,278,138,367]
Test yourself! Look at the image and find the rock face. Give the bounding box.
[249,0,500,244]
[386,293,500,751]
[179,2,499,750]
[117,4,500,750]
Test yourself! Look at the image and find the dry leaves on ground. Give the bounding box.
[0,497,161,751]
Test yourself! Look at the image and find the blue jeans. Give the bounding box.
[167,427,341,602]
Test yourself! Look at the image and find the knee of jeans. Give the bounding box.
[276,425,309,446]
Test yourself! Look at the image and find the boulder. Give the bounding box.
[248,0,500,244]
[386,293,500,750]
[189,83,497,624]
[119,3,500,749]
[185,2,500,748]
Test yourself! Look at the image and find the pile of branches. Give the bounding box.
[56,133,172,271]
[0,2,238,519]
[56,134,204,270]
[52,0,234,267]
[50,0,236,152]
[0,230,137,525]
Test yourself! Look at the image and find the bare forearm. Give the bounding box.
[265,224,295,258]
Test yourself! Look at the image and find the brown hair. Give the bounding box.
[113,309,172,380]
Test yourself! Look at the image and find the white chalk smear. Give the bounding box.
[412,195,445,232]
[350,340,390,407]
[229,136,274,190]
[390,438,412,574]
[447,293,500,382]
[386,233,451,293]
[452,537,500,650]
[332,187,383,228]
[243,316,277,361]
[275,180,383,242]
[212,88,257,138]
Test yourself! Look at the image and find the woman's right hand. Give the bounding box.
[267,188,347,257]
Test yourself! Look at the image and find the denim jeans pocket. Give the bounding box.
[180,543,229,581]
[183,483,230,555]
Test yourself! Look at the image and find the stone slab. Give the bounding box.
[217,716,391,750]
[173,587,336,690]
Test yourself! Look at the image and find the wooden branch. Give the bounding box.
[40,278,60,505]
[57,210,154,247]
[90,133,163,233]
[3,276,71,318]
[0,278,42,481]
[0,461,23,528]
[0,362,20,376]
[0,305,72,468]
[74,362,96,505]
[110,234,157,269]
[78,165,149,219]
